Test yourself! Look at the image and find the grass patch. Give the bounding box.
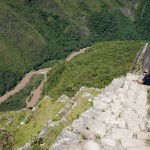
[0,97,67,148]
[42,89,99,149]
[146,136,150,146]
[39,60,60,69]
[0,74,44,111]
[0,110,30,131]
[12,99,66,148]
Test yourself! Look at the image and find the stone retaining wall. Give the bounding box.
[130,43,150,73]
[142,43,150,72]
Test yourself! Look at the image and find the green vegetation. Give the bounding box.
[146,135,150,146]
[42,88,99,149]
[0,0,149,148]
[43,41,144,99]
[0,86,99,149]
[135,0,150,40]
[0,98,67,148]
[0,0,150,96]
[12,100,66,148]
[0,2,49,96]
[38,60,60,70]
[0,74,43,111]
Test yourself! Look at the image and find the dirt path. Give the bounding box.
[26,75,48,107]
[27,47,89,107]
[0,68,51,103]
[66,47,89,61]
[0,47,89,107]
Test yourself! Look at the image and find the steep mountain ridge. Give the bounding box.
[0,0,149,96]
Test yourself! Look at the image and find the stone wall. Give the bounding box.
[142,43,150,73]
[130,43,150,73]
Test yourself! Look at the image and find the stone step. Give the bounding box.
[120,108,139,122]
[50,130,81,150]
[110,103,123,114]
[123,101,148,117]
[71,117,107,140]
[136,132,150,140]
[94,111,117,123]
[128,82,141,91]
[136,91,147,106]
[80,108,97,119]
[93,99,108,110]
[116,88,127,95]
[126,90,137,101]
[101,137,118,147]
[102,77,125,93]
[105,118,126,129]
[127,120,141,132]
[110,128,134,140]
[127,147,150,150]
[126,73,139,81]
[121,138,148,149]
[82,140,100,150]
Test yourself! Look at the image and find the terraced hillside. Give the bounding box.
[1,73,150,150]
[0,41,146,149]
[0,86,101,149]
[0,0,150,96]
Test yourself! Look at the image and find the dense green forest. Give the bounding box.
[43,41,144,99]
[0,0,149,96]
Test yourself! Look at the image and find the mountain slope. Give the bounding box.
[43,41,144,99]
[0,2,49,95]
[0,0,149,96]
[0,41,145,149]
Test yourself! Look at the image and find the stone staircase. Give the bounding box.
[50,73,150,150]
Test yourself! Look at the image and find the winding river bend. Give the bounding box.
[0,47,89,106]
